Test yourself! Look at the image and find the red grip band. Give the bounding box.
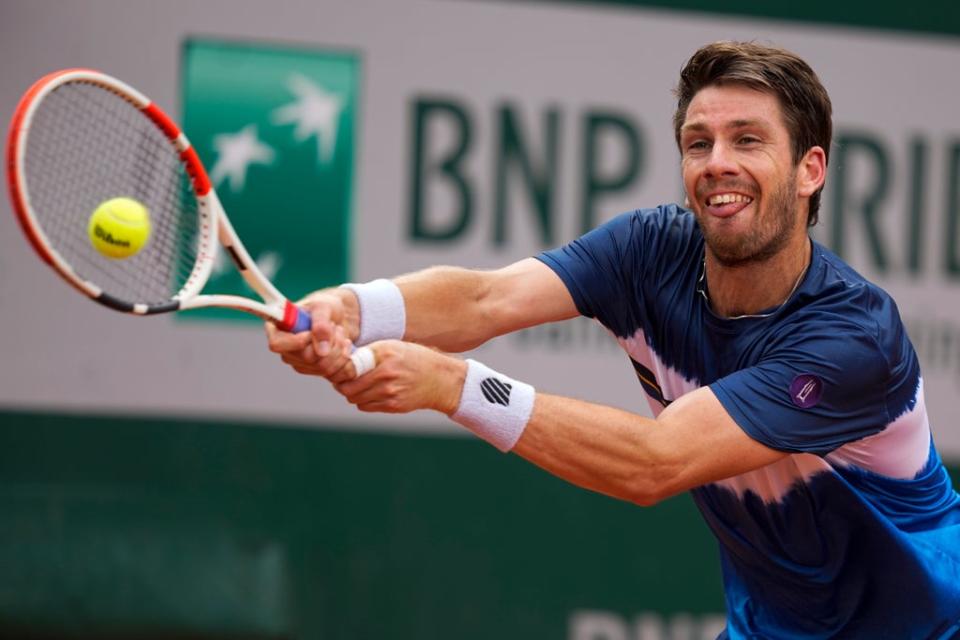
[279,300,299,332]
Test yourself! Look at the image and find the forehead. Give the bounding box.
[681,84,786,134]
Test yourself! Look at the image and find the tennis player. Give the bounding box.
[267,42,960,638]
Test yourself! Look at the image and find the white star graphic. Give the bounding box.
[209,125,275,192]
[271,74,344,165]
[210,244,230,278]
[255,251,282,281]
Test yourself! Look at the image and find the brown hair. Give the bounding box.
[673,41,832,225]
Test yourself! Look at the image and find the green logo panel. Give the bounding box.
[180,38,359,323]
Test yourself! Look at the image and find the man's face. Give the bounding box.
[679,84,804,266]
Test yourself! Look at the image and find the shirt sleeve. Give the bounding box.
[536,211,637,323]
[711,320,899,455]
[536,205,698,338]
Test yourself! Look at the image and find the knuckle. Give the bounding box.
[320,366,339,379]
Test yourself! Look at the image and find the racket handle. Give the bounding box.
[282,301,364,372]
[279,300,313,333]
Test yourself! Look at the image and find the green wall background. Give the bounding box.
[522,0,960,38]
[0,410,726,638]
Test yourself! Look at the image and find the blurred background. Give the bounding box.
[3,1,960,638]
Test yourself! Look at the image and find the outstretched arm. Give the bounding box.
[334,341,786,505]
[265,258,579,378]
[514,386,784,505]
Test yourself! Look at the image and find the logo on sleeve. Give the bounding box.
[790,374,823,409]
[480,377,512,406]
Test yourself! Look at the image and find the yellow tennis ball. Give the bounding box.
[88,197,151,259]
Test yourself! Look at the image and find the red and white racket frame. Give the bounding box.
[6,68,309,332]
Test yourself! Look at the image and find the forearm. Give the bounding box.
[512,394,675,506]
[338,345,677,505]
[334,267,501,351]
[394,266,502,351]
[371,258,576,352]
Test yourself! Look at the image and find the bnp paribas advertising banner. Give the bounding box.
[171,25,960,459]
[4,4,960,461]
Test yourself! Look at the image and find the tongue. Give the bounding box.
[708,200,751,217]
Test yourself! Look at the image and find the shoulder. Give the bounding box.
[614,203,700,241]
[589,203,702,261]
[535,203,702,332]
[592,203,698,237]
[771,243,919,414]
[796,243,909,348]
[539,203,701,277]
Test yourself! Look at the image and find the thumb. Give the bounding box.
[308,299,342,357]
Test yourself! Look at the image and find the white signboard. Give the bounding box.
[2,1,959,456]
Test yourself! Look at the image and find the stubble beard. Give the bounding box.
[695,172,799,268]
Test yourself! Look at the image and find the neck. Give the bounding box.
[704,236,811,318]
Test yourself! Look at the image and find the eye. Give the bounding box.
[738,135,761,145]
[685,140,710,153]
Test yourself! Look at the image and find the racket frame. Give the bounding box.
[6,68,307,331]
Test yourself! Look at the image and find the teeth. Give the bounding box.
[707,193,753,206]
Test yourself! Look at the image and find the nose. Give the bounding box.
[703,141,739,178]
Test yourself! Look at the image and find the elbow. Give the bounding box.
[624,465,682,507]
[627,483,667,507]
[473,278,511,340]
[621,433,690,506]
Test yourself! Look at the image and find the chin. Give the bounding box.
[707,234,788,267]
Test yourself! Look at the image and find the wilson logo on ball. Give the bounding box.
[93,224,131,247]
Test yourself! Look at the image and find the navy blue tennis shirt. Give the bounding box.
[538,204,960,639]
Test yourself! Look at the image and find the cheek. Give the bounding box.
[681,165,698,196]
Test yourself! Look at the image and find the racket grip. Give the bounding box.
[290,307,312,333]
[279,300,313,333]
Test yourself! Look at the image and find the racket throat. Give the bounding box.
[224,244,246,272]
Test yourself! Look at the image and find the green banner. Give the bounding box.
[180,39,359,322]
[514,0,960,38]
[0,411,727,639]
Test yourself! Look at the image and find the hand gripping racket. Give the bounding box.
[5,68,318,334]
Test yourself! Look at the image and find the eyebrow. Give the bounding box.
[728,119,767,130]
[681,118,769,135]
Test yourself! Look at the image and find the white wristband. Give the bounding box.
[339,279,406,346]
[451,359,535,452]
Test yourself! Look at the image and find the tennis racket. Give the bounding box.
[5,68,313,333]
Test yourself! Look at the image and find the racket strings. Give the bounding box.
[22,82,204,307]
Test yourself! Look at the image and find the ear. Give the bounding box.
[796,146,827,198]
